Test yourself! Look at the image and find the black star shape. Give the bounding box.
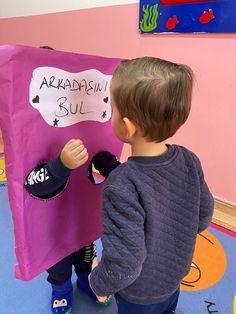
[102,111,107,119]
[53,118,59,127]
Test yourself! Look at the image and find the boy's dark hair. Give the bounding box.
[112,57,193,142]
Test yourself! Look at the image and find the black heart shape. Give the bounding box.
[32,95,40,103]
[103,97,108,103]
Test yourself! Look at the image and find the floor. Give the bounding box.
[1,172,236,313]
[213,199,236,232]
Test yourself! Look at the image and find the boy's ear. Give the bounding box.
[123,117,137,138]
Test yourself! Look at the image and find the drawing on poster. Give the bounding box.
[139,0,236,33]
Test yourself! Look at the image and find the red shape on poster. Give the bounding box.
[199,9,215,24]
[166,15,179,30]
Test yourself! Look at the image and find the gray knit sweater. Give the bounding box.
[90,144,214,304]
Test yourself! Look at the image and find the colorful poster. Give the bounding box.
[0,45,123,280]
[139,0,236,33]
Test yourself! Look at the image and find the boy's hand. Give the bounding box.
[90,259,108,302]
[89,259,112,304]
[60,139,88,170]
[88,273,111,303]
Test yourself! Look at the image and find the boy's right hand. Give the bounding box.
[60,139,88,170]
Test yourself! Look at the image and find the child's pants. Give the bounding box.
[47,243,95,284]
[115,288,179,314]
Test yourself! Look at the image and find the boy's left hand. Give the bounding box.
[88,266,111,303]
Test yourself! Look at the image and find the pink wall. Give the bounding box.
[0,4,235,204]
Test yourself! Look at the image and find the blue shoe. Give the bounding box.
[77,272,112,306]
[51,280,73,314]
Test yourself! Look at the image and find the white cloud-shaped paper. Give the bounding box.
[29,67,112,127]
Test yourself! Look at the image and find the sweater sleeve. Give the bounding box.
[89,185,147,296]
[24,156,71,199]
[192,153,214,233]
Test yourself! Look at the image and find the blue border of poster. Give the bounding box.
[139,0,236,33]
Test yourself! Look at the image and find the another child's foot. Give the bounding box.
[51,280,73,313]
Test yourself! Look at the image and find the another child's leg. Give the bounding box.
[47,254,73,314]
[74,243,96,300]
[116,289,180,314]
[74,243,111,306]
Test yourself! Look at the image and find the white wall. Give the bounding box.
[1,0,138,18]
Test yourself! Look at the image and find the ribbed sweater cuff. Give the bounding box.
[90,267,108,297]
